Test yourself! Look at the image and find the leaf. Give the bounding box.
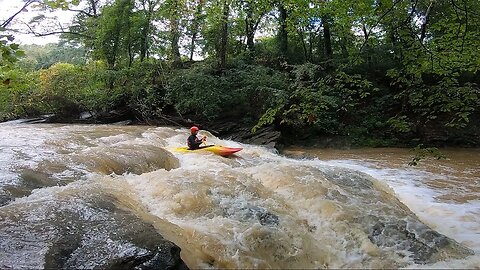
[15,50,25,57]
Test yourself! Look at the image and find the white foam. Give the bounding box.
[310,159,480,253]
[1,124,478,268]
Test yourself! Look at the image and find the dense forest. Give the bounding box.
[1,0,479,147]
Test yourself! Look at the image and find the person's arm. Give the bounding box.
[194,135,206,146]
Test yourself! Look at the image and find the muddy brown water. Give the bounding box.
[0,122,478,268]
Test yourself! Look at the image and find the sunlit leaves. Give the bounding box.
[0,67,41,119]
[43,0,79,10]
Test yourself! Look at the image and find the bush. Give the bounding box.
[118,60,168,120]
[0,68,41,120]
[387,68,480,131]
[165,61,289,121]
[255,64,378,135]
[36,61,125,116]
[38,63,83,115]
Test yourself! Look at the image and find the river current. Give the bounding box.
[0,121,478,268]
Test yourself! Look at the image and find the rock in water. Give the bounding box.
[323,167,474,264]
[0,188,189,270]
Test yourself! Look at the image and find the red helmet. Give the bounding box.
[190,126,199,133]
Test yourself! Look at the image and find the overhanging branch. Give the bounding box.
[23,23,93,39]
[1,0,38,28]
[67,8,98,18]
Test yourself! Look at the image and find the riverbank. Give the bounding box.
[17,110,480,151]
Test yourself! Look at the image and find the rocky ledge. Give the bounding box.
[0,190,189,270]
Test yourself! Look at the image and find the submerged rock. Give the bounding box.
[366,218,460,264]
[323,167,474,264]
[0,190,11,207]
[0,188,189,270]
[247,206,280,226]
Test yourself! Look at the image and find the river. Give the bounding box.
[0,121,478,268]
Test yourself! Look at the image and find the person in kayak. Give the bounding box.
[187,126,207,150]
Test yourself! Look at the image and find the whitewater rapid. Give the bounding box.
[0,122,478,268]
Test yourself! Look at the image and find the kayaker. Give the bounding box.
[187,126,207,150]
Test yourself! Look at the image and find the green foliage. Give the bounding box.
[36,61,124,116]
[166,60,289,120]
[387,68,480,131]
[117,60,167,120]
[387,116,412,133]
[17,43,86,70]
[77,61,120,113]
[0,33,24,68]
[94,0,136,68]
[255,63,376,135]
[38,63,86,115]
[43,0,80,10]
[165,62,222,119]
[0,68,41,120]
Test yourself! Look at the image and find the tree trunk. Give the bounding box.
[245,1,255,51]
[128,44,133,67]
[140,18,150,61]
[170,0,182,67]
[420,1,433,42]
[309,31,313,61]
[140,3,153,62]
[89,0,98,17]
[278,3,288,57]
[362,24,372,67]
[171,20,181,66]
[189,0,204,61]
[297,28,308,61]
[323,18,332,60]
[340,39,348,58]
[140,0,158,61]
[218,0,229,70]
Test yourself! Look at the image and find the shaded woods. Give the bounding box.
[1,0,479,147]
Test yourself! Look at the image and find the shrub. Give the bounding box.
[0,68,41,120]
[165,61,289,121]
[254,64,377,135]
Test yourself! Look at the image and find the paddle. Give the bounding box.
[198,135,214,149]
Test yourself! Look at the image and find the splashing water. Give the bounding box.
[0,122,478,268]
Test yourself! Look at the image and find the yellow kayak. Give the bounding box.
[174,145,242,157]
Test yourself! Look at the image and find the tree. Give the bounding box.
[1,0,90,68]
[240,0,273,52]
[165,0,184,66]
[1,0,40,67]
[277,1,288,57]
[94,0,135,69]
[138,0,161,61]
[218,0,229,69]
[18,43,86,70]
[187,0,205,61]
